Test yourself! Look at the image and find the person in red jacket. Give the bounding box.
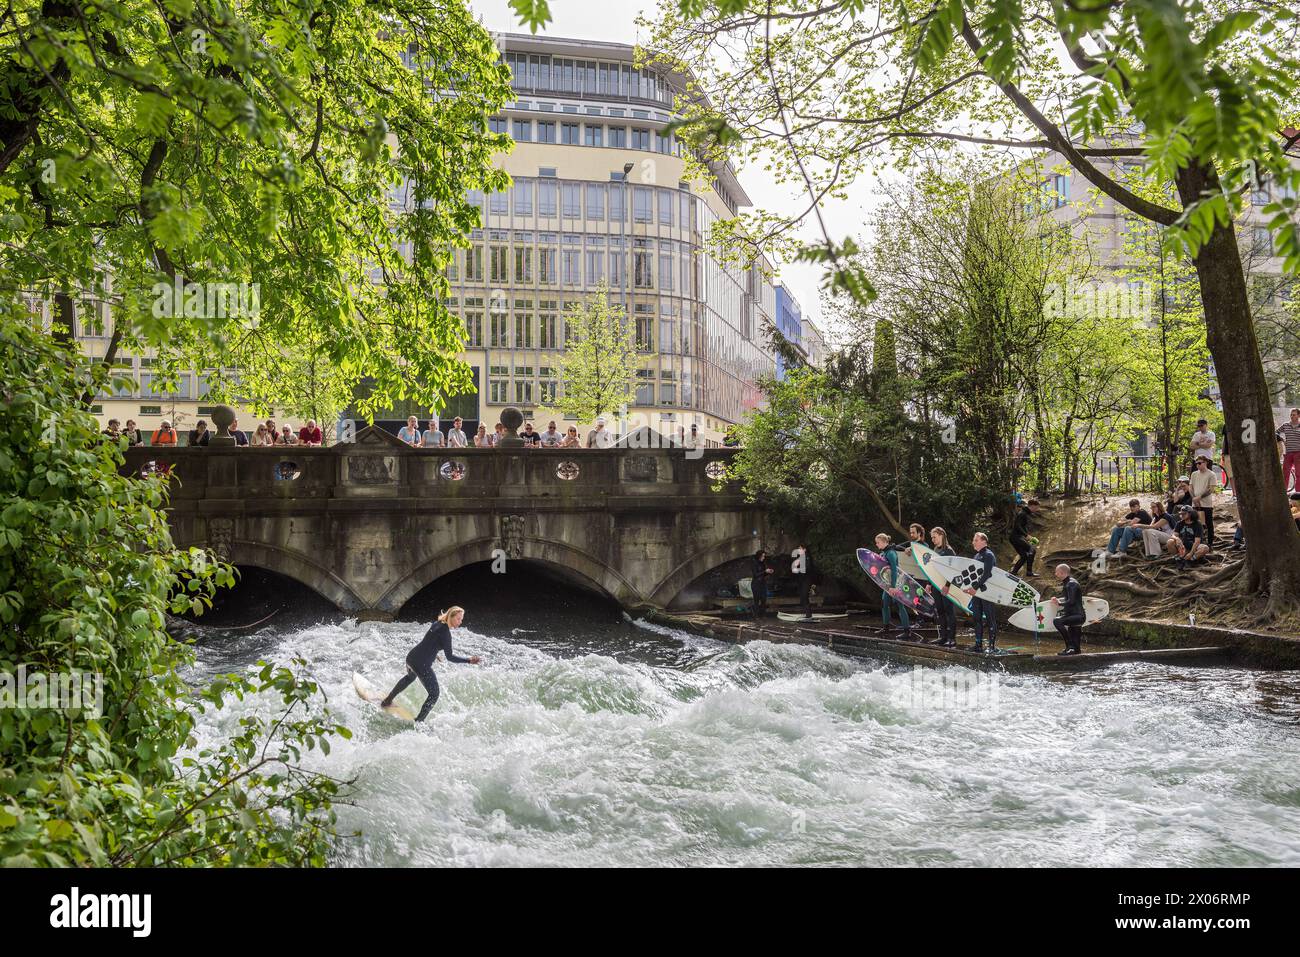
[298,419,323,446]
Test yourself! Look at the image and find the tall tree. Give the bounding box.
[553,280,639,426]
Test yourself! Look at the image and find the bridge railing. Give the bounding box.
[120,441,741,501]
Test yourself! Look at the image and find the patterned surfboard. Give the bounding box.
[1008,596,1110,633]
[857,548,937,617]
[924,553,1041,609]
[909,542,973,613]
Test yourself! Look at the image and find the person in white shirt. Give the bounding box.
[1190,419,1216,465]
[421,419,444,448]
[446,416,468,448]
[684,423,701,449]
[398,416,421,446]
[539,421,563,447]
[1188,455,1218,548]
[586,416,613,449]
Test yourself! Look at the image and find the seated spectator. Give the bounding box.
[1167,477,1194,515]
[277,425,298,445]
[102,418,121,441]
[229,418,249,446]
[298,419,323,446]
[491,422,505,447]
[1231,524,1245,550]
[473,424,490,447]
[1169,506,1209,568]
[539,421,563,447]
[151,421,178,446]
[189,420,211,447]
[446,417,468,448]
[398,415,421,446]
[1140,501,1176,557]
[1105,498,1152,557]
[421,419,445,448]
[520,421,540,447]
[586,417,613,449]
[560,426,580,448]
[124,419,143,447]
[265,419,277,439]
[253,424,273,446]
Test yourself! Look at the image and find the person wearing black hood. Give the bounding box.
[1009,499,1040,578]
[751,549,774,620]
[1052,563,1086,656]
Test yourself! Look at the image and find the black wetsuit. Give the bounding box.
[1010,507,1035,576]
[751,555,770,619]
[969,546,998,650]
[382,621,471,721]
[932,544,958,646]
[1053,576,1085,653]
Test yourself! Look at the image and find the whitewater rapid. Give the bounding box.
[185,618,1300,867]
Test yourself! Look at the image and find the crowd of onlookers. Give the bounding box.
[395,415,708,450]
[101,417,324,447]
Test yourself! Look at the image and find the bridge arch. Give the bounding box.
[180,538,369,613]
[376,537,642,616]
[647,533,769,609]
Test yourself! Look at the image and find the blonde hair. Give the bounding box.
[930,526,949,548]
[438,606,465,624]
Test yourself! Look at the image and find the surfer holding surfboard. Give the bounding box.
[873,533,913,639]
[926,527,959,648]
[962,532,999,653]
[379,606,482,722]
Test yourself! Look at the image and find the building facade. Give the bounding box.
[774,283,805,380]
[411,33,783,444]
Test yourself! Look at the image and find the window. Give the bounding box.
[585,124,603,147]
[634,250,653,288]
[539,247,558,284]
[608,250,624,285]
[562,122,580,144]
[1253,186,1270,206]
[489,245,509,283]
[515,308,534,348]
[514,246,533,282]
[562,183,581,218]
[538,121,556,143]
[1253,226,1274,256]
[656,131,670,154]
[513,181,533,216]
[636,382,654,405]
[658,190,674,226]
[586,183,605,220]
[660,383,676,405]
[632,128,651,150]
[634,188,652,223]
[538,180,557,217]
[608,126,627,148]
[540,379,558,405]
[563,249,581,284]
[464,246,484,282]
[539,312,558,349]
[489,190,508,215]
[586,250,605,283]
[489,117,507,134]
[635,316,654,352]
[514,378,534,404]
[490,309,509,347]
[490,378,509,403]
[609,183,625,221]
[659,254,674,291]
[513,119,532,142]
[464,309,483,347]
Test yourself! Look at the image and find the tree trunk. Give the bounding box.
[1175,163,1300,609]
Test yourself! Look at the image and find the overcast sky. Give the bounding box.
[470,0,885,338]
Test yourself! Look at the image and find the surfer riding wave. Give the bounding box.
[381,606,482,721]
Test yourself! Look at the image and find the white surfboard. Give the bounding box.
[896,542,927,581]
[1008,597,1110,633]
[777,611,848,622]
[353,672,415,722]
[737,577,753,599]
[921,553,1041,608]
[909,543,973,614]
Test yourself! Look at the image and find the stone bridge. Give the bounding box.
[123,427,774,619]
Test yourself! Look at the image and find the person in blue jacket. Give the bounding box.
[874,533,913,639]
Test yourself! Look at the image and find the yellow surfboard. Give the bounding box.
[352,672,415,722]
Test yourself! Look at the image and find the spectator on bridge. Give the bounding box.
[520,421,540,447]
[265,418,277,439]
[398,416,421,446]
[124,419,143,447]
[685,423,701,450]
[229,418,249,446]
[1278,408,1300,493]
[561,426,581,449]
[473,424,490,448]
[587,417,614,449]
[1189,456,1218,549]
[447,417,468,448]
[1105,499,1151,557]
[1140,502,1176,557]
[488,422,503,447]
[1169,506,1209,568]
[422,419,445,448]
[151,420,178,446]
[189,420,211,447]
[539,422,563,447]
[298,420,323,446]
[102,419,121,442]
[277,425,298,446]
[1190,419,1215,468]
[253,424,275,447]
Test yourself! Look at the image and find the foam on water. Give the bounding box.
[185,619,1300,867]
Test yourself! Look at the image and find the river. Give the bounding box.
[184,576,1300,867]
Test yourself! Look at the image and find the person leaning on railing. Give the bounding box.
[150,421,177,446]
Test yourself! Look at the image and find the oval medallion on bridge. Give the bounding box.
[274,461,301,481]
[439,460,466,481]
[555,460,580,481]
[704,461,728,481]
